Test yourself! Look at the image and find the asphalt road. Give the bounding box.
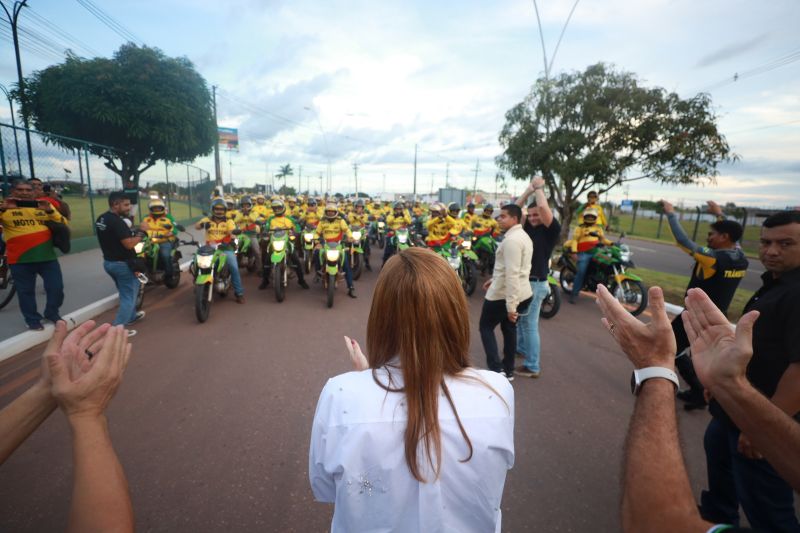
[616,236,765,293]
[0,253,722,533]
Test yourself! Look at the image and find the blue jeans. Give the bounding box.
[103,260,140,326]
[700,417,800,531]
[571,252,593,297]
[157,241,175,277]
[516,280,550,372]
[10,260,64,326]
[222,250,244,296]
[382,241,396,264]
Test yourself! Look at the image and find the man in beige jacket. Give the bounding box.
[479,203,533,381]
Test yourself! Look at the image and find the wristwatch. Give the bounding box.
[630,367,679,396]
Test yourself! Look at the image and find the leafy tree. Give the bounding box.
[18,44,216,189]
[496,63,736,237]
[277,185,296,196]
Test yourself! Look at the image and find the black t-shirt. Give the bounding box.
[96,211,135,262]
[710,267,800,425]
[686,248,749,315]
[523,217,561,279]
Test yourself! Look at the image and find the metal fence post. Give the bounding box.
[692,207,702,242]
[630,202,638,233]
[656,211,664,239]
[740,208,748,243]
[164,161,172,212]
[84,146,97,233]
[0,130,8,196]
[186,165,192,218]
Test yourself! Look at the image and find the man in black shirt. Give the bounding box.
[661,199,749,409]
[514,176,561,377]
[699,210,800,531]
[96,191,145,335]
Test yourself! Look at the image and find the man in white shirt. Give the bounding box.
[480,203,533,380]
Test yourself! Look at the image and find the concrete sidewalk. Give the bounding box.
[0,229,203,341]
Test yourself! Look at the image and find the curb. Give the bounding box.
[0,260,192,363]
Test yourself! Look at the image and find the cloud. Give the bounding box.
[695,34,769,68]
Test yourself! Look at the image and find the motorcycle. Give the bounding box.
[557,239,648,316]
[0,248,16,310]
[375,219,387,249]
[539,261,562,319]
[349,225,366,281]
[235,231,259,273]
[190,241,234,323]
[301,225,316,275]
[472,231,498,275]
[133,225,187,290]
[267,229,295,302]
[437,233,479,296]
[320,239,345,308]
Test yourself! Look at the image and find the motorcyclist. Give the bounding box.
[462,202,477,227]
[575,190,608,228]
[347,199,372,271]
[412,201,424,218]
[426,203,457,251]
[234,195,265,274]
[471,204,500,237]
[382,201,413,265]
[287,196,301,218]
[303,198,322,228]
[314,202,357,298]
[567,208,612,304]
[140,198,179,279]
[447,202,469,234]
[194,198,245,303]
[259,199,309,291]
[253,194,271,218]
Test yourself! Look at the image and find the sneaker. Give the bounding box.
[365,264,372,272]
[258,278,269,290]
[347,287,357,299]
[505,371,515,382]
[45,315,64,324]
[568,295,576,304]
[299,279,310,289]
[127,329,138,338]
[126,311,146,326]
[28,322,45,331]
[235,294,246,304]
[515,366,540,378]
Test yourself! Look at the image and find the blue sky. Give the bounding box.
[1,0,798,207]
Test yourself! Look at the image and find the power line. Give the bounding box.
[697,47,800,93]
[0,22,64,62]
[26,8,100,56]
[75,0,143,45]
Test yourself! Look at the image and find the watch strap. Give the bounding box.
[633,366,679,395]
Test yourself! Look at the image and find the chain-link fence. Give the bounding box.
[1,122,212,253]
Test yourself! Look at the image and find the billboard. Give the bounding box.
[218,127,239,151]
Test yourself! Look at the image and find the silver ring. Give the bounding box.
[85,348,94,359]
[608,323,616,335]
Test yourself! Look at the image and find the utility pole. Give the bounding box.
[2,0,34,178]
[352,162,359,198]
[298,165,302,194]
[412,144,418,203]
[445,162,450,188]
[472,158,480,197]
[212,85,222,185]
[382,174,386,195]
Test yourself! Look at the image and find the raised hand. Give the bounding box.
[344,336,369,371]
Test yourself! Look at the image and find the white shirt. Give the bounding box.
[309,366,515,533]
[485,224,533,313]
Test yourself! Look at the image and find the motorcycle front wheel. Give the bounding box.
[540,284,561,319]
[378,234,385,249]
[352,253,362,281]
[135,280,145,310]
[0,273,16,310]
[463,260,478,296]
[274,264,285,302]
[246,250,258,273]
[609,279,648,316]
[326,273,336,308]
[165,260,181,289]
[559,266,575,294]
[304,251,312,275]
[194,284,211,323]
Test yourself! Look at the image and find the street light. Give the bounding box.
[0,0,35,179]
[0,83,22,175]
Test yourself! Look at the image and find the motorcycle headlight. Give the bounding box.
[352,231,362,241]
[304,233,313,242]
[447,256,461,269]
[461,240,472,250]
[378,222,385,229]
[134,242,145,254]
[197,255,213,269]
[620,252,631,263]
[273,240,286,252]
[326,249,340,262]
[398,234,408,244]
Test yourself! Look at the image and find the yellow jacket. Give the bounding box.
[142,214,178,243]
[471,214,499,237]
[348,212,369,227]
[426,216,457,245]
[386,211,411,230]
[569,224,612,253]
[197,216,236,245]
[315,217,352,242]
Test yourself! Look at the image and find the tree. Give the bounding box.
[275,163,293,187]
[496,63,736,238]
[18,44,216,189]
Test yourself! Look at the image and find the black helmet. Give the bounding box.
[393,201,404,210]
[240,195,253,208]
[483,204,494,212]
[448,202,460,214]
[354,199,365,208]
[467,202,475,209]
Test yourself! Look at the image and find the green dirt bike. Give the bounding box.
[437,233,479,296]
[349,225,366,281]
[0,248,16,310]
[472,231,497,275]
[539,264,562,319]
[190,241,234,323]
[133,226,186,290]
[267,229,296,302]
[320,240,345,308]
[235,232,259,273]
[557,240,647,316]
[375,219,387,249]
[301,225,316,275]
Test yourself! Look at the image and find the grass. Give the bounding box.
[611,213,760,257]
[630,266,754,322]
[59,194,202,239]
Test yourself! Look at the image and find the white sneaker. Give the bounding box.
[126,310,145,326]
[127,329,137,337]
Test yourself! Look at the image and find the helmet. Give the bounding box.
[430,203,443,214]
[148,198,166,213]
[287,196,297,204]
[240,195,253,207]
[448,202,460,214]
[582,208,599,219]
[483,203,494,212]
[467,201,475,209]
[224,196,235,208]
[354,199,365,208]
[307,198,317,207]
[324,202,338,220]
[393,201,404,210]
[210,198,227,214]
[271,199,285,215]
[255,194,266,204]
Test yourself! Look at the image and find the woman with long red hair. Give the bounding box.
[309,247,514,532]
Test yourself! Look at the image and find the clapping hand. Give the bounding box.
[595,285,676,369]
[344,336,369,371]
